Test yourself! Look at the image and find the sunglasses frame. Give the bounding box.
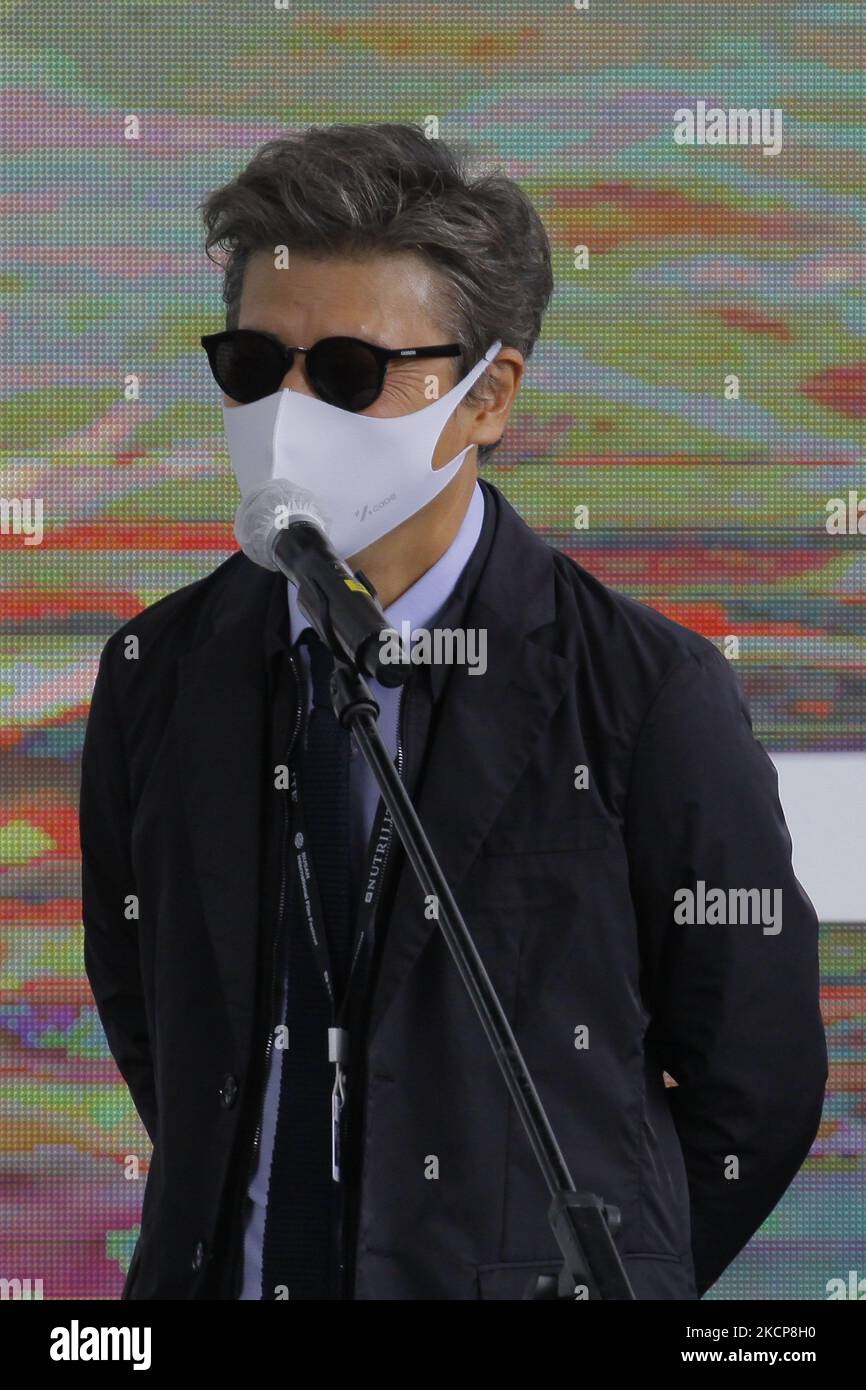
[200,328,463,410]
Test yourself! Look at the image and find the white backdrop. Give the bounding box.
[772,753,866,922]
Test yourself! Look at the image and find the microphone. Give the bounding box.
[234,479,411,688]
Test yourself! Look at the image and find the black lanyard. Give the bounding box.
[287,755,398,1180]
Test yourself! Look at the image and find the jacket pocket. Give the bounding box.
[476,1260,564,1300]
[481,814,614,857]
[620,1252,697,1301]
[476,1252,697,1301]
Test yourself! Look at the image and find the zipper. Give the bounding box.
[250,650,303,1165]
[338,674,411,1298]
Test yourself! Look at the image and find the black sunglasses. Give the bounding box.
[200,329,463,412]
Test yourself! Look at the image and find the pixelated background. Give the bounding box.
[0,0,863,1299]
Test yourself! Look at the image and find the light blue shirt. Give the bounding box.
[238,481,485,1298]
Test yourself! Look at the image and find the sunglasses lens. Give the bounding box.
[309,339,383,412]
[208,332,287,404]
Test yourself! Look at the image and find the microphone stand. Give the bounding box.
[328,658,636,1301]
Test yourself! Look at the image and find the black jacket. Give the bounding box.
[80,480,827,1300]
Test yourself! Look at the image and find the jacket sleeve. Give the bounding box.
[80,637,158,1145]
[624,642,827,1297]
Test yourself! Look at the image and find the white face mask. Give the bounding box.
[222,340,501,559]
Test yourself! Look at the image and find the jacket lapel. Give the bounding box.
[365,489,574,1043]
[174,557,281,1063]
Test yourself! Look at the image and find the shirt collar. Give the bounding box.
[263,480,493,700]
[287,480,485,648]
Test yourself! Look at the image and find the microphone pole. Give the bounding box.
[327,659,635,1302]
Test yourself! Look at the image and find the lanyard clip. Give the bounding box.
[330,1029,349,1184]
[328,1026,349,1067]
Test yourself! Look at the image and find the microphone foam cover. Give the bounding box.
[234,479,330,570]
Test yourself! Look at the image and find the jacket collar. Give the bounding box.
[363,481,573,1041]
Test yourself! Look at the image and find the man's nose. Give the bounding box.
[279,351,314,396]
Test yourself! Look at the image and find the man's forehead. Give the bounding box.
[241,246,438,303]
[237,250,443,345]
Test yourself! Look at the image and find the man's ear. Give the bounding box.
[466,348,525,448]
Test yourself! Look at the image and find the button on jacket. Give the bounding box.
[80,479,828,1300]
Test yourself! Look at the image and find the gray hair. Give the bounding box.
[200,122,553,462]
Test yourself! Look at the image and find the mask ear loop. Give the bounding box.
[434,340,503,405]
[440,340,503,421]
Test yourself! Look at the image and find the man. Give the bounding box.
[80,122,827,1301]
